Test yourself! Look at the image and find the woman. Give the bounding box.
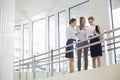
[65,18,78,73]
[88,16,102,68]
[76,17,88,71]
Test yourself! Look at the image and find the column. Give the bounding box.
[0,0,15,80]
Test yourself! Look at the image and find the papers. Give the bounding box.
[76,26,95,40]
[77,30,87,40]
[86,26,95,36]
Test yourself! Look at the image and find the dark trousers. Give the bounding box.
[77,41,88,71]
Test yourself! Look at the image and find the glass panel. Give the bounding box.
[70,1,90,26]
[111,0,120,63]
[59,11,67,52]
[23,24,30,59]
[49,15,56,50]
[14,26,21,62]
[49,15,59,72]
[33,19,47,75]
[58,11,68,72]
[33,19,46,56]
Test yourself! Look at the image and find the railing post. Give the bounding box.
[46,55,49,78]
[103,32,109,66]
[62,56,65,74]
[51,49,54,76]
[19,60,21,80]
[46,65,49,78]
[73,41,77,72]
[33,56,36,80]
[26,64,29,80]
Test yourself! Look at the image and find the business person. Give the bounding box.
[88,16,102,68]
[76,17,88,71]
[65,18,77,73]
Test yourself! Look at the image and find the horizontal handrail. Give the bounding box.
[52,27,120,52]
[14,44,120,68]
[14,45,120,70]
[14,36,120,68]
[14,51,51,63]
[13,46,120,69]
[13,27,120,68]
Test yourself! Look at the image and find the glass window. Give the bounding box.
[49,15,56,50]
[14,26,21,62]
[59,11,67,52]
[58,11,68,71]
[33,19,47,73]
[33,19,46,56]
[111,0,120,63]
[23,24,30,59]
[48,15,60,72]
[70,1,90,26]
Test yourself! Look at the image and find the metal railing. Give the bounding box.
[14,27,120,80]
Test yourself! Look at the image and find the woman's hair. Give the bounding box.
[79,16,85,30]
[88,16,95,21]
[69,18,76,24]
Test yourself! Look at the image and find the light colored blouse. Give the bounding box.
[77,26,88,40]
[66,26,77,40]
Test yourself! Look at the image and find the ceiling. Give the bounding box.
[15,0,84,24]
[15,0,120,24]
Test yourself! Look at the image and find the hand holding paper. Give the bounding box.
[86,26,95,36]
[75,32,80,36]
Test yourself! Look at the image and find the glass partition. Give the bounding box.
[23,24,30,59]
[14,26,21,62]
[58,11,68,72]
[49,15,56,50]
[69,1,90,26]
[110,0,120,63]
[33,19,46,55]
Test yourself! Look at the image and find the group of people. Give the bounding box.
[65,16,102,73]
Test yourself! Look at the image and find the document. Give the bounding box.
[86,26,95,36]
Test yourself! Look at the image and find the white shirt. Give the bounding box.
[66,26,77,40]
[76,26,87,40]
